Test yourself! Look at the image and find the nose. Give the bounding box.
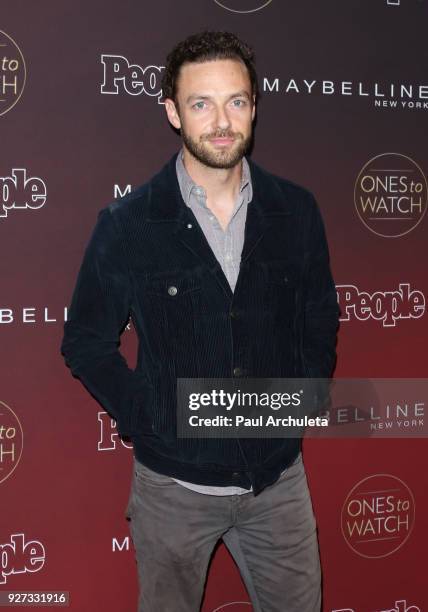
[214,105,231,131]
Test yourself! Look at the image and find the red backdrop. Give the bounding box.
[1,1,427,611]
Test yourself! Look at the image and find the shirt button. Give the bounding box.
[186,223,193,229]
[167,286,178,296]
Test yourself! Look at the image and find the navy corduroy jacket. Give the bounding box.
[60,152,339,495]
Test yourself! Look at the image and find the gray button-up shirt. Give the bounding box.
[176,149,252,292]
[172,149,253,495]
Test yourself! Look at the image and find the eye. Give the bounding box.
[232,99,246,107]
[193,101,207,110]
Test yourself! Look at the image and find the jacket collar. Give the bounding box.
[146,151,293,223]
[145,152,293,300]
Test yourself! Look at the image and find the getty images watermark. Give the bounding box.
[176,378,427,439]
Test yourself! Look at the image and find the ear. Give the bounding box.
[164,98,181,130]
[251,96,256,121]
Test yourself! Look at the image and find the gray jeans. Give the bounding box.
[125,452,321,612]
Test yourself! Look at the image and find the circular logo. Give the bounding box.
[212,604,252,612]
[0,400,24,484]
[354,153,427,238]
[0,30,27,117]
[341,474,415,559]
[213,0,273,13]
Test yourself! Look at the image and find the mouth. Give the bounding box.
[207,137,236,147]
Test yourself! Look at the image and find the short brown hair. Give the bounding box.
[161,31,259,104]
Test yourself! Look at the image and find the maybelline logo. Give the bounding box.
[263,78,428,110]
[0,308,132,327]
[336,283,425,327]
[0,169,47,220]
[329,400,425,434]
[112,536,131,553]
[0,307,68,324]
[114,184,132,199]
[0,534,46,584]
[101,55,164,103]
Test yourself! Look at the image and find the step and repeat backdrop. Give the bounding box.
[1,1,427,610]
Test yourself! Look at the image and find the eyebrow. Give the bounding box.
[185,90,251,104]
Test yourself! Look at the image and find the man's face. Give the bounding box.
[165,58,256,169]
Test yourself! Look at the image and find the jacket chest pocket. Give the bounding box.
[261,260,301,326]
[265,262,299,288]
[133,271,205,357]
[144,274,203,300]
[134,271,205,324]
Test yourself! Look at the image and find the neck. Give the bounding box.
[181,146,243,205]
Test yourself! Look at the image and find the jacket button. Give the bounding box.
[230,310,239,319]
[232,471,240,478]
[167,286,178,296]
[284,276,289,283]
[233,367,244,377]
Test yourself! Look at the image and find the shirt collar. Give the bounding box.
[176,148,252,208]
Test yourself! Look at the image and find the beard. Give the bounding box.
[181,126,252,169]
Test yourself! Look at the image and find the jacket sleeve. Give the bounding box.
[302,193,339,381]
[60,206,153,436]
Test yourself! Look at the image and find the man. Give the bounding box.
[61,31,339,612]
